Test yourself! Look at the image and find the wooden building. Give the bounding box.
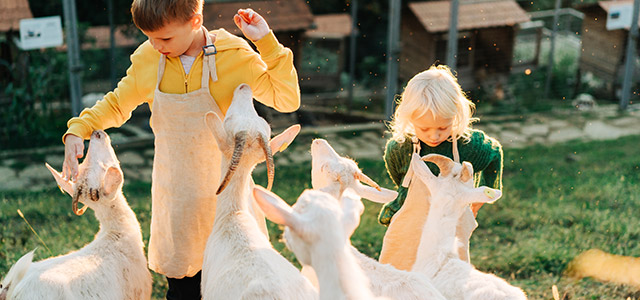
[0,0,33,84]
[578,0,639,84]
[202,0,314,68]
[400,0,529,89]
[301,13,352,91]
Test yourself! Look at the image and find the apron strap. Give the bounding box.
[156,55,166,89]
[452,137,460,163]
[401,136,421,188]
[201,26,218,86]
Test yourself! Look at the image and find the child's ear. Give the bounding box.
[191,13,203,29]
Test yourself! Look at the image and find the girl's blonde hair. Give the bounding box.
[131,0,203,32]
[389,65,478,143]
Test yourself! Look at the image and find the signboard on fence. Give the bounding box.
[17,16,63,50]
[607,3,634,30]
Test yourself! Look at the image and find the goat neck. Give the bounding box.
[412,195,460,277]
[311,241,375,300]
[216,152,256,215]
[93,190,142,240]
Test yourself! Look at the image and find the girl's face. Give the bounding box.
[410,111,453,147]
[142,17,200,58]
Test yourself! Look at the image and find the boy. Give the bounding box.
[61,1,300,299]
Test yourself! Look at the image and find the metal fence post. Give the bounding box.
[61,0,83,116]
[544,0,562,99]
[620,0,640,110]
[447,0,459,69]
[385,0,402,120]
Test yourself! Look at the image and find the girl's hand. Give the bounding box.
[63,134,84,181]
[234,8,270,42]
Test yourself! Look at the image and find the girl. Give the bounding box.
[378,65,503,270]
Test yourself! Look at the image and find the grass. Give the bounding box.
[1,135,640,299]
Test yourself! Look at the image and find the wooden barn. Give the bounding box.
[202,0,314,68]
[577,0,640,85]
[301,13,352,91]
[0,0,32,84]
[399,0,530,89]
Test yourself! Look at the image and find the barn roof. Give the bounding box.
[202,0,313,36]
[306,13,352,39]
[408,0,530,33]
[0,0,33,32]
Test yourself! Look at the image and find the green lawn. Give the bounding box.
[1,135,639,299]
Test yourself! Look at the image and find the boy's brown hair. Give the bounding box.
[131,0,204,32]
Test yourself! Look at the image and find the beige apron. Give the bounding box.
[379,137,477,270]
[148,29,224,278]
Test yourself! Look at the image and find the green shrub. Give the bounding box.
[0,49,69,150]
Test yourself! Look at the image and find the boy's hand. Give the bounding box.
[63,134,84,181]
[234,8,269,42]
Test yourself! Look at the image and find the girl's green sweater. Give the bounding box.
[378,129,503,225]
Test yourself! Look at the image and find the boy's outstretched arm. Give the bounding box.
[231,9,300,113]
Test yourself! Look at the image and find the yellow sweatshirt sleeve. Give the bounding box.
[63,42,158,142]
[249,30,300,113]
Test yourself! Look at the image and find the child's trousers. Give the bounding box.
[166,271,202,300]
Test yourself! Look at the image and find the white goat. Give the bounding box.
[254,186,390,300]
[409,153,527,300]
[200,83,317,300]
[0,130,151,300]
[308,138,446,300]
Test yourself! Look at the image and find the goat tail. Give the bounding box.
[566,248,640,289]
[1,249,36,300]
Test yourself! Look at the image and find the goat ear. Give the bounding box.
[340,188,364,237]
[45,163,74,195]
[410,153,436,184]
[1,248,35,289]
[270,124,301,155]
[353,183,398,203]
[460,162,473,183]
[469,187,502,204]
[102,166,123,196]
[253,185,299,228]
[204,111,229,149]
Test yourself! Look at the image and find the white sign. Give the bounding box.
[607,4,634,30]
[17,16,64,50]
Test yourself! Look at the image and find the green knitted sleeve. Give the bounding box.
[469,131,503,190]
[378,139,412,226]
[480,137,503,190]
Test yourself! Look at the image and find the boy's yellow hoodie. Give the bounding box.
[64,28,299,141]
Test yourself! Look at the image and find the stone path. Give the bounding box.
[0,104,638,191]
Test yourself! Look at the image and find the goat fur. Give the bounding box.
[410,153,527,300]
[307,138,445,300]
[0,130,151,300]
[200,84,317,300]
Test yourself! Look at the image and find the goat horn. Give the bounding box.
[355,172,381,191]
[72,196,87,216]
[258,134,275,191]
[217,133,247,194]
[423,154,454,177]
